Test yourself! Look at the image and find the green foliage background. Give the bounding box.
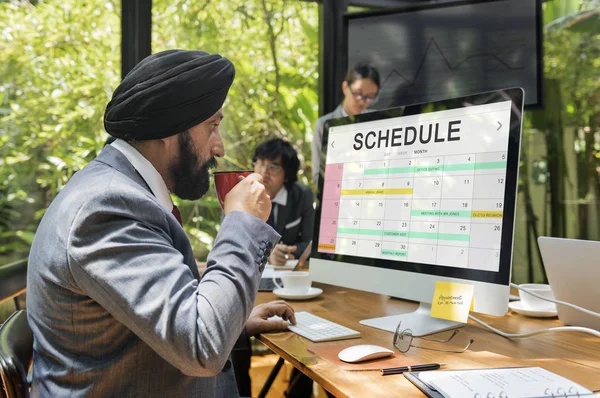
[0,0,121,259]
[0,0,318,262]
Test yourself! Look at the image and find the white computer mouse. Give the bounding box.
[337,344,394,363]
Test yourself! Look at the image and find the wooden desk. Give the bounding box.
[256,283,600,398]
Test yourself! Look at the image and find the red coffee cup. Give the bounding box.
[213,170,253,208]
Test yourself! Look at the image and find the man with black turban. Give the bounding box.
[27,49,295,398]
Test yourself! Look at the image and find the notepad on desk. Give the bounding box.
[405,367,595,398]
[265,259,298,270]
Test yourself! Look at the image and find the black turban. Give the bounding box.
[104,49,235,140]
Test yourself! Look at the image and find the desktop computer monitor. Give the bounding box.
[310,88,524,336]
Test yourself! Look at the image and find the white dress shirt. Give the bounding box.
[270,185,288,225]
[111,139,173,212]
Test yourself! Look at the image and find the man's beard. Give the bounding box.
[170,130,218,200]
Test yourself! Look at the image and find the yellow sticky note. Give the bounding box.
[430,281,474,323]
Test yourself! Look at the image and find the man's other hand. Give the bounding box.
[245,300,296,337]
[269,243,297,266]
[223,173,271,221]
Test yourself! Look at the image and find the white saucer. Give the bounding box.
[273,287,323,300]
[508,301,558,318]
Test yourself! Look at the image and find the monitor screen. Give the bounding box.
[346,0,541,108]
[310,88,524,332]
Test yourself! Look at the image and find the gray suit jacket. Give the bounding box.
[26,146,280,397]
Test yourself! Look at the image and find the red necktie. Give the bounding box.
[172,205,183,226]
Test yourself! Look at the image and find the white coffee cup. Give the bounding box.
[273,271,311,295]
[518,283,556,312]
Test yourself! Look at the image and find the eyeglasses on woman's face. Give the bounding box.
[253,159,283,176]
[350,90,378,105]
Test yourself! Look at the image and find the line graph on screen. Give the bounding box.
[380,37,525,89]
[347,1,540,107]
[369,35,528,107]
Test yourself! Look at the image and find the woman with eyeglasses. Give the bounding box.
[311,62,381,186]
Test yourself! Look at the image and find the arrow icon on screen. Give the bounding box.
[331,141,335,148]
[497,121,502,131]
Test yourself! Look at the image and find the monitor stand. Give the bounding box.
[360,302,461,337]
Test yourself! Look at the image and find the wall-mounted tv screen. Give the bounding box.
[346,0,542,109]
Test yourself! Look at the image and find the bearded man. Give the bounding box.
[26,49,295,398]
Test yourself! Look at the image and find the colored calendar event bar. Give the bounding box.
[472,211,503,218]
[411,210,471,217]
[340,188,413,195]
[363,161,507,175]
[336,228,470,242]
[318,243,336,251]
[411,210,504,218]
[381,249,408,258]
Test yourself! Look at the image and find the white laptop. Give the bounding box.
[538,237,600,330]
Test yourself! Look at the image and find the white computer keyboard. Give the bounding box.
[277,311,361,342]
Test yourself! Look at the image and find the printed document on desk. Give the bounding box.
[405,367,595,398]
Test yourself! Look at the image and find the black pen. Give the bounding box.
[380,363,445,376]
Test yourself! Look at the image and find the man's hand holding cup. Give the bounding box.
[214,171,272,222]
